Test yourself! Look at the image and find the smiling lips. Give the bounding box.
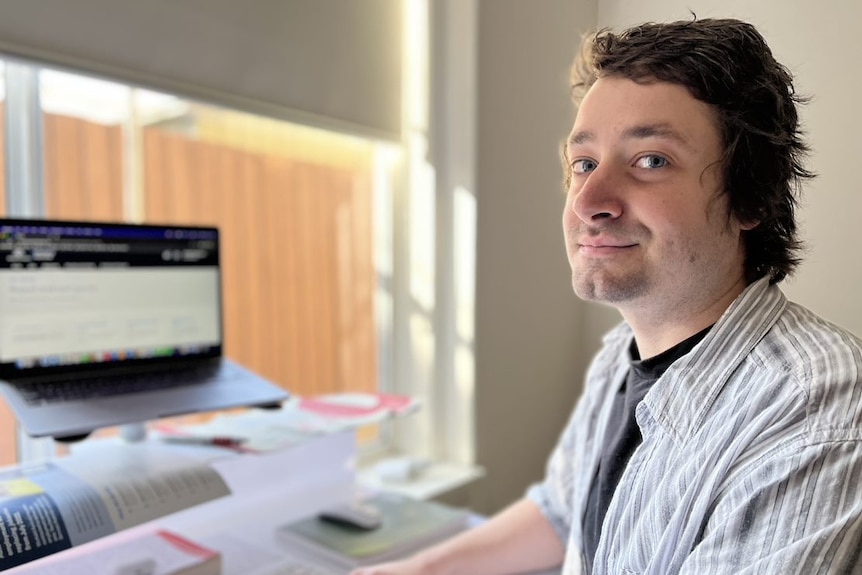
[577,238,637,255]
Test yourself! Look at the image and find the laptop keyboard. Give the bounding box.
[16,363,228,405]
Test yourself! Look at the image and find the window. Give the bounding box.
[1,0,482,498]
[0,64,398,465]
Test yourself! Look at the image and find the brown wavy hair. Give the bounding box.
[569,18,813,284]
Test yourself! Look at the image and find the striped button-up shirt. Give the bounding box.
[527,277,862,574]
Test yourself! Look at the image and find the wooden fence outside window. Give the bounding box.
[0,110,379,465]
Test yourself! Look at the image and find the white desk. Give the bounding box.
[5,430,560,575]
[6,432,359,574]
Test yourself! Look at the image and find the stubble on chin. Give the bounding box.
[571,264,649,304]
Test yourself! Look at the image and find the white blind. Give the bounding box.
[0,0,403,139]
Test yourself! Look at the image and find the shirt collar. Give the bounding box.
[639,277,787,446]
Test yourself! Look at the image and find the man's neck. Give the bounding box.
[622,276,749,360]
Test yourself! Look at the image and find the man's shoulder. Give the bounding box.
[754,300,862,377]
[747,301,862,434]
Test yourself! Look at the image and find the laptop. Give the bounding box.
[0,218,288,440]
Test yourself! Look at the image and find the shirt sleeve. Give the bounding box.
[525,405,582,543]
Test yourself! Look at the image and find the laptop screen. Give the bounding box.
[0,219,222,378]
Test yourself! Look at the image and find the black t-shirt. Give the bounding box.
[583,325,711,574]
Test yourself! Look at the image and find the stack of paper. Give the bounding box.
[155,393,420,453]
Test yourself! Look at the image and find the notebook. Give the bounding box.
[0,218,288,440]
[276,493,469,570]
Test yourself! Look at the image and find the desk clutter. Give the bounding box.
[154,392,421,453]
[10,529,222,575]
[0,446,231,571]
[1,392,424,573]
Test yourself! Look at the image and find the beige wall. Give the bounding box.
[465,0,597,514]
[589,1,862,346]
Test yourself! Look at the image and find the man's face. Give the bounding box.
[562,76,750,319]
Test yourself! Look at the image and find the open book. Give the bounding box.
[0,444,230,571]
[275,493,469,570]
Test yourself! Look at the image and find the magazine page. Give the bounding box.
[0,444,230,570]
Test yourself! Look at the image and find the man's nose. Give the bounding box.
[570,164,624,223]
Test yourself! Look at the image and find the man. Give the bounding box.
[353,18,862,575]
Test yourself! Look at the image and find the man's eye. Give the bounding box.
[572,159,597,174]
[634,155,668,169]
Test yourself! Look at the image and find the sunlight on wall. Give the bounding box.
[405,0,429,135]
[397,0,439,460]
[409,135,436,314]
[453,185,477,464]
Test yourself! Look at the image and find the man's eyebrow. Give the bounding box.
[567,130,594,147]
[622,123,693,149]
[567,123,695,151]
